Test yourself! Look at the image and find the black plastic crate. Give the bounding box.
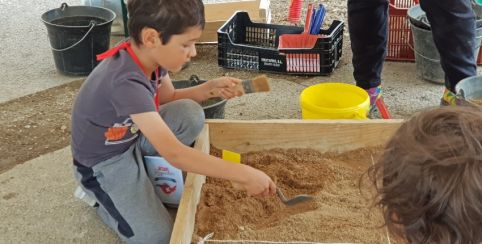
[217,11,344,75]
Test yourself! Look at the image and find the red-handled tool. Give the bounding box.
[279,3,317,50]
[376,98,392,119]
[304,3,314,34]
[288,0,303,23]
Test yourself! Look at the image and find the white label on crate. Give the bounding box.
[261,58,282,67]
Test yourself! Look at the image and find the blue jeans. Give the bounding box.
[348,0,477,92]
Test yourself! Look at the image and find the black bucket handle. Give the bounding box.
[60,2,68,11]
[189,75,202,86]
[49,3,97,52]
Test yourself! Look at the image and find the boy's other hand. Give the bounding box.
[235,164,276,197]
[207,77,243,99]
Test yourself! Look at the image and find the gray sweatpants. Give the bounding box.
[73,99,204,244]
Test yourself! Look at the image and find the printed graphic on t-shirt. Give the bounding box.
[104,118,139,145]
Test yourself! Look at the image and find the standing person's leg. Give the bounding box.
[420,0,477,105]
[348,0,389,108]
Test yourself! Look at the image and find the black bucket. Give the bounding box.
[41,3,116,75]
[172,75,227,119]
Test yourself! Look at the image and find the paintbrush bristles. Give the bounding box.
[240,75,270,94]
[251,75,270,92]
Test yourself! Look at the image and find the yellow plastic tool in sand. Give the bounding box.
[222,149,241,164]
[222,149,242,190]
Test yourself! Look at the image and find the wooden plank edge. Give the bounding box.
[206,118,404,125]
[170,125,209,244]
[204,0,261,21]
[206,119,403,153]
[198,0,270,43]
[197,16,267,43]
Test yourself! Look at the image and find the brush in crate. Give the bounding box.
[288,0,303,23]
[278,3,326,72]
[217,11,344,75]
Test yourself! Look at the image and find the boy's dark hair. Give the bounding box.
[367,106,482,244]
[126,0,205,45]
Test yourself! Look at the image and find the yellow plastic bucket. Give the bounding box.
[300,83,370,119]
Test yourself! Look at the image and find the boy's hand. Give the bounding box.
[234,164,276,197]
[207,77,243,99]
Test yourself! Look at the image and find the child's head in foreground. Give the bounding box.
[368,106,482,244]
[126,0,205,71]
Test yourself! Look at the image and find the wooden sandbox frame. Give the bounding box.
[170,119,403,243]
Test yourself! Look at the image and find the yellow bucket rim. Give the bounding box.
[300,83,370,113]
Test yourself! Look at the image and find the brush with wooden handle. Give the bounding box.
[208,75,270,97]
[236,75,270,95]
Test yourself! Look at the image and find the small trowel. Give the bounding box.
[276,187,313,206]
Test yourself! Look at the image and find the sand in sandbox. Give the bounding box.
[193,147,393,243]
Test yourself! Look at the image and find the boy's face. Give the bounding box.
[154,26,202,72]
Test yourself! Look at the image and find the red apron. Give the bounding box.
[96,41,160,111]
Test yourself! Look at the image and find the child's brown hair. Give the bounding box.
[127,0,205,44]
[368,106,482,243]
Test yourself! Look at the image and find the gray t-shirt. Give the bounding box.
[71,49,163,167]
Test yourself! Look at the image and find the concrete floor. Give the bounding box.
[0,0,126,103]
[1,0,481,242]
[1,0,80,103]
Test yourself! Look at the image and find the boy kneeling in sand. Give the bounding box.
[70,0,276,243]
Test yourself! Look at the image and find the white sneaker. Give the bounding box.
[74,186,97,207]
